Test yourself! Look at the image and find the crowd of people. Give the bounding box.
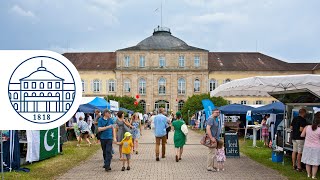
[73,107,225,172]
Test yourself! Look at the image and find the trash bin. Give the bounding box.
[272,151,283,163]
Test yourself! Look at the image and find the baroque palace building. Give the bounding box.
[64,27,320,113]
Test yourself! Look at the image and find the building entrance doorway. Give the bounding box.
[154,100,169,113]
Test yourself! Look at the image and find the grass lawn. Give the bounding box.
[239,139,319,180]
[3,141,100,180]
[190,129,319,179]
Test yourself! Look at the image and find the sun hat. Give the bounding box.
[124,132,132,137]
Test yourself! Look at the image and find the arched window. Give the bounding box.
[48,92,52,96]
[139,100,146,113]
[178,100,184,111]
[224,79,231,84]
[178,78,186,94]
[158,78,166,95]
[55,92,60,97]
[93,79,100,92]
[81,80,85,92]
[66,103,71,110]
[72,92,75,99]
[108,79,115,92]
[124,79,131,92]
[139,78,146,95]
[24,92,28,97]
[32,92,36,96]
[194,79,200,92]
[40,92,44,96]
[9,93,11,100]
[40,82,44,89]
[66,92,70,99]
[14,92,18,99]
[209,79,216,91]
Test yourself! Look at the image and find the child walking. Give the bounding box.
[117,132,134,171]
[216,139,226,171]
[77,116,92,147]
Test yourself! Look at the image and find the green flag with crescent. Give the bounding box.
[40,128,59,160]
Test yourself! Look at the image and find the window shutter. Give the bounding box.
[99,80,102,92]
[114,80,117,92]
[107,80,109,92]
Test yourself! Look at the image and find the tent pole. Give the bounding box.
[1,130,4,180]
[282,90,286,166]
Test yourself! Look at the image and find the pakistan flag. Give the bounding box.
[26,128,59,162]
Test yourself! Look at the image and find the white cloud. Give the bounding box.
[191,12,248,24]
[10,5,35,18]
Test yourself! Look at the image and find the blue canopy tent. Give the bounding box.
[88,97,110,110]
[251,102,285,114]
[219,104,254,114]
[78,104,104,113]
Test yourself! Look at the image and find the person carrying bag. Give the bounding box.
[203,109,220,172]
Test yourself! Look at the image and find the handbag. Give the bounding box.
[200,134,217,148]
[181,124,188,136]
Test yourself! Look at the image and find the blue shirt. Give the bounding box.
[154,114,168,137]
[98,117,113,140]
[207,117,220,140]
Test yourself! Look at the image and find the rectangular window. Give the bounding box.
[139,56,145,67]
[194,56,200,67]
[240,101,247,105]
[124,81,130,92]
[271,100,277,103]
[108,80,115,92]
[48,82,52,89]
[255,100,263,105]
[227,101,232,104]
[55,82,60,89]
[159,56,165,67]
[124,56,130,67]
[32,82,36,89]
[179,56,185,67]
[24,82,28,89]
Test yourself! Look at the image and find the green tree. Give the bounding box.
[181,93,227,124]
[105,95,143,113]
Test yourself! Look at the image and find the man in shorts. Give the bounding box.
[290,108,307,171]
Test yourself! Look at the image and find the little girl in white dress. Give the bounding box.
[216,139,226,171]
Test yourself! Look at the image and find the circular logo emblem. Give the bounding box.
[8,56,76,124]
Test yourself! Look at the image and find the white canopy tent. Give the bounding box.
[211,74,320,97]
[210,74,320,164]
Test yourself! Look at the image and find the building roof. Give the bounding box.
[20,66,63,81]
[63,52,116,71]
[117,27,207,51]
[208,52,319,71]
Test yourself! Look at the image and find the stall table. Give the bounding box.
[247,124,262,147]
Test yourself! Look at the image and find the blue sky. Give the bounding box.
[0,0,319,63]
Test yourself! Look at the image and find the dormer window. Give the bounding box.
[124,56,130,67]
[159,56,165,67]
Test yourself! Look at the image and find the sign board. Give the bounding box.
[246,110,252,121]
[224,131,240,158]
[110,100,119,111]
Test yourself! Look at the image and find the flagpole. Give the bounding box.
[161,0,162,27]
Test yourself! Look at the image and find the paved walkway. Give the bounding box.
[57,128,286,180]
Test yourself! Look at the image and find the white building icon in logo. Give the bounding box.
[8,56,76,124]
